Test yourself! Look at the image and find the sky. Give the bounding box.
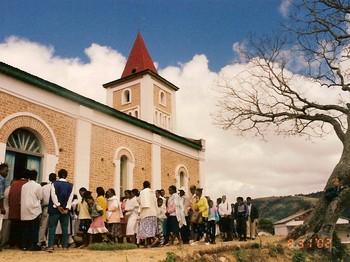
[0,0,342,201]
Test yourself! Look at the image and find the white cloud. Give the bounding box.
[0,36,341,203]
[0,36,125,103]
[279,0,292,18]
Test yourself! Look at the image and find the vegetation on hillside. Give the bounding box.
[254,192,350,229]
[254,195,317,223]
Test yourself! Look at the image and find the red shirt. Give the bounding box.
[8,179,27,220]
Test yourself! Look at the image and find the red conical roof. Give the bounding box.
[121,32,158,78]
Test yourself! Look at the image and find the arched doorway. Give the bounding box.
[5,128,42,185]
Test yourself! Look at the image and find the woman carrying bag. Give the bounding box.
[190,188,209,245]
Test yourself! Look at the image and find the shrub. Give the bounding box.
[249,242,260,249]
[164,252,176,262]
[234,247,248,262]
[267,243,284,257]
[258,218,274,234]
[88,242,137,251]
[292,251,306,262]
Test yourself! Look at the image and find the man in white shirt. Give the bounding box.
[38,173,56,249]
[20,170,43,251]
[218,195,232,241]
[179,187,191,244]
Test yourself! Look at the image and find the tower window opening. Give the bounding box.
[122,89,131,104]
[159,91,166,106]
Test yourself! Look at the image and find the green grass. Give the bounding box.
[88,242,138,251]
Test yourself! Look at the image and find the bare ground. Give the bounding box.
[0,236,307,262]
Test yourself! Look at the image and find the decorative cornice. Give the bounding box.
[103,69,179,91]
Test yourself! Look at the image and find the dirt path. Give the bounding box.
[0,236,285,262]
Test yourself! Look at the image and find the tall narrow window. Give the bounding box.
[159,91,166,106]
[122,89,131,104]
[120,155,128,197]
[175,165,188,191]
[167,117,171,130]
[179,171,185,188]
[158,112,162,126]
[154,111,158,124]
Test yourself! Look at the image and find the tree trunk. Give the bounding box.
[287,136,350,249]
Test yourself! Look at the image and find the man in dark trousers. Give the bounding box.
[8,169,29,249]
[246,197,259,240]
[47,169,74,251]
[20,170,43,251]
[234,197,248,241]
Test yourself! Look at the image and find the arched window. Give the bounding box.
[120,155,128,197]
[159,90,166,106]
[114,147,135,199]
[175,165,189,191]
[154,111,158,124]
[158,112,162,126]
[163,115,167,128]
[134,110,138,118]
[179,171,185,188]
[122,89,131,104]
[167,117,171,130]
[6,128,42,183]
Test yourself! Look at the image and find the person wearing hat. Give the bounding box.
[178,187,190,244]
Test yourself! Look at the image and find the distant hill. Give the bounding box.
[253,191,350,223]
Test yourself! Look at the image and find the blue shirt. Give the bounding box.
[0,175,5,200]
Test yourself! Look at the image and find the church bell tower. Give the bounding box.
[103,32,178,132]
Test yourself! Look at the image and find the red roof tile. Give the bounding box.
[121,32,158,78]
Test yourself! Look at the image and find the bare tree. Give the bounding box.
[214,0,350,247]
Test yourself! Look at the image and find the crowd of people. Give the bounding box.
[0,162,260,252]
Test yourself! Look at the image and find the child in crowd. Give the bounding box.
[76,188,92,248]
[207,200,219,244]
[156,197,166,246]
[85,194,109,245]
[96,187,107,223]
[69,194,79,247]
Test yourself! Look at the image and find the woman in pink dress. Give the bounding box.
[85,195,109,245]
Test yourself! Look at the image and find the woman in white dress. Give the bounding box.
[124,188,139,244]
